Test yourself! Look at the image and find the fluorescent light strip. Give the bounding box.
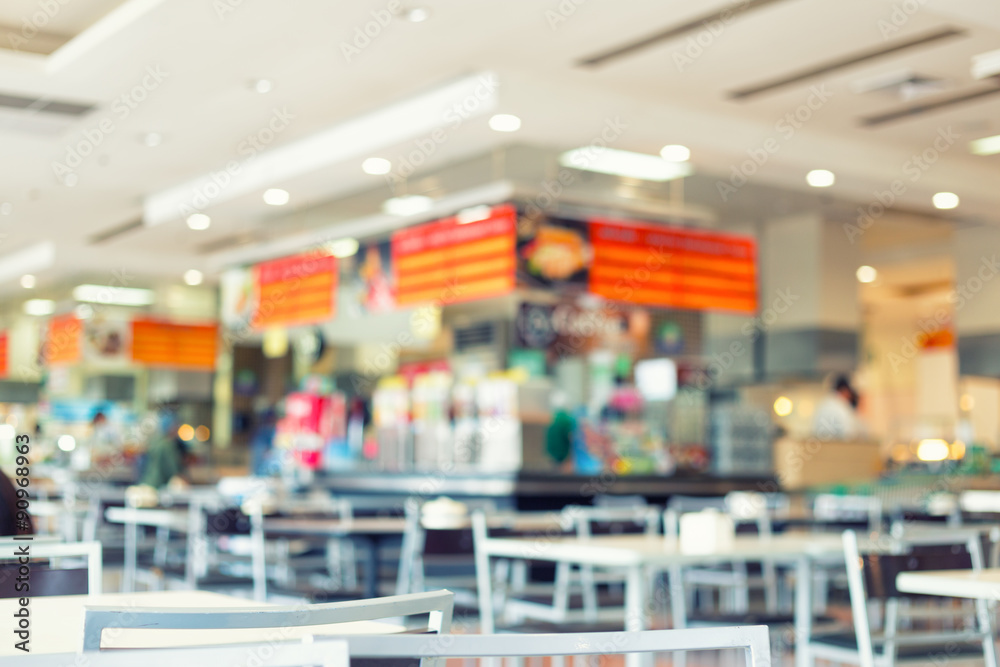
[559,147,692,182]
[0,242,55,285]
[73,284,155,306]
[970,134,1000,156]
[144,72,500,226]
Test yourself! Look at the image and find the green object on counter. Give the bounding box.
[545,409,577,464]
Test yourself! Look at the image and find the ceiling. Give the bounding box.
[0,0,997,302]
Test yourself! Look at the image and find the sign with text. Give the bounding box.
[0,331,8,378]
[45,314,83,365]
[253,252,338,328]
[588,219,758,314]
[392,204,517,306]
[131,318,218,370]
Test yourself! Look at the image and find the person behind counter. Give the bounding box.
[138,411,186,489]
[812,374,866,440]
[0,467,32,536]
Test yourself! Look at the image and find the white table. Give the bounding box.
[0,589,403,657]
[896,568,1000,601]
[477,532,846,667]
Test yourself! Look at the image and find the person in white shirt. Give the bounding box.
[813,375,864,440]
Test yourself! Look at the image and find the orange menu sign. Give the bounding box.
[0,331,7,378]
[45,314,83,365]
[253,252,337,328]
[393,204,517,306]
[589,219,758,314]
[132,319,218,370]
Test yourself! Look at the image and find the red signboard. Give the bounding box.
[588,219,758,314]
[0,331,8,378]
[45,314,83,365]
[253,252,337,328]
[132,319,218,370]
[393,204,517,306]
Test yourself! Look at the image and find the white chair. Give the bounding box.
[82,589,454,651]
[0,539,102,595]
[28,640,347,667]
[341,625,772,667]
[804,528,995,667]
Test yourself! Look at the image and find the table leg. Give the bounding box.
[475,545,496,633]
[122,516,137,592]
[795,556,813,667]
[669,564,688,667]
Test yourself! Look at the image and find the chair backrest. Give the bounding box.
[813,494,882,530]
[82,590,455,651]
[28,640,348,667]
[0,540,102,596]
[340,625,771,667]
[842,527,990,667]
[565,505,660,537]
[593,494,649,508]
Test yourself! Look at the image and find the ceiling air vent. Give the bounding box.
[852,70,948,102]
[0,91,96,137]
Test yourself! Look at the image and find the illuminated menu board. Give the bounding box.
[253,252,338,328]
[131,318,218,370]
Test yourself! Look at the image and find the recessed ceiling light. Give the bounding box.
[362,157,392,175]
[856,265,877,283]
[559,147,692,182]
[970,134,1000,156]
[806,169,835,187]
[20,274,35,289]
[183,269,204,286]
[142,132,163,148]
[457,205,492,224]
[932,192,959,209]
[406,7,430,22]
[383,195,433,216]
[263,188,290,206]
[73,284,155,306]
[327,238,360,258]
[659,144,691,162]
[488,114,521,132]
[23,299,55,316]
[0,203,12,215]
[186,213,211,230]
[63,173,78,187]
[252,79,273,94]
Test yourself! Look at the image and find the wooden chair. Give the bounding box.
[27,640,347,667]
[804,529,995,667]
[82,589,454,651]
[0,539,102,597]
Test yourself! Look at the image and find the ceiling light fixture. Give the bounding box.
[559,147,693,182]
[806,169,835,187]
[186,213,211,230]
[20,274,35,289]
[969,134,1000,156]
[362,157,392,175]
[142,132,163,147]
[932,192,959,209]
[488,114,521,132]
[326,238,360,258]
[23,299,56,316]
[252,79,273,93]
[63,173,78,187]
[73,284,155,306]
[263,188,290,206]
[659,144,691,162]
[143,72,499,226]
[0,242,55,286]
[383,195,433,216]
[856,265,877,283]
[183,269,203,286]
[406,7,430,22]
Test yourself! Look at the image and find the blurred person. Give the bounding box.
[544,391,576,472]
[138,411,184,489]
[0,467,32,536]
[812,374,865,440]
[250,400,278,476]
